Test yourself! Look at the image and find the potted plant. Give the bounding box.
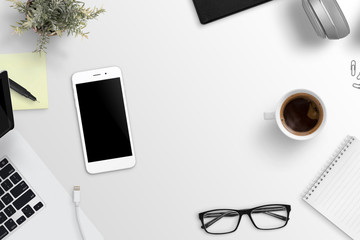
[7,0,105,53]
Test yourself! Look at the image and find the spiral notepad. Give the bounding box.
[303,136,360,240]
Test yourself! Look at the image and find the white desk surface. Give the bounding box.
[1,0,360,239]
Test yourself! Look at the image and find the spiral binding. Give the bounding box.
[303,136,355,200]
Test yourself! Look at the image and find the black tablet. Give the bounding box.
[193,0,273,24]
[0,71,14,138]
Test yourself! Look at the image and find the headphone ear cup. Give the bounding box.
[302,0,327,38]
[302,0,350,40]
[321,0,350,39]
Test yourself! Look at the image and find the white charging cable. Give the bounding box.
[73,186,85,240]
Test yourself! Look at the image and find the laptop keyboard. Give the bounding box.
[0,157,44,239]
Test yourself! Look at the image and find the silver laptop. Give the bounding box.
[0,71,44,239]
[0,71,103,239]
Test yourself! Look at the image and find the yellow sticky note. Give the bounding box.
[0,52,48,110]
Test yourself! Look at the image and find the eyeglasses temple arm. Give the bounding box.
[251,207,289,221]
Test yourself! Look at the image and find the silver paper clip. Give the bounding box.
[353,83,360,89]
[351,60,356,77]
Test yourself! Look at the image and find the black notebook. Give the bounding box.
[193,0,273,24]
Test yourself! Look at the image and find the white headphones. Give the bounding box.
[302,0,350,39]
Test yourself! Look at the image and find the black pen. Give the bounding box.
[9,78,38,102]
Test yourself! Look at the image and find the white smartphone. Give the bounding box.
[72,66,136,174]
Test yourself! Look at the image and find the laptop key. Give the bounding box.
[0,212,7,224]
[9,173,22,185]
[1,194,13,206]
[10,181,28,198]
[0,201,4,211]
[4,206,16,217]
[0,188,4,198]
[0,159,8,169]
[0,226,8,239]
[33,202,43,211]
[1,180,13,192]
[4,219,17,232]
[0,165,14,180]
[21,205,35,218]
[16,216,26,225]
[13,190,35,210]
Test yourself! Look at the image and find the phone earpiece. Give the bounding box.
[302,0,350,40]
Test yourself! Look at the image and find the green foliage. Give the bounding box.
[7,0,105,53]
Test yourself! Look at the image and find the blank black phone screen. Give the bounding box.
[76,78,132,163]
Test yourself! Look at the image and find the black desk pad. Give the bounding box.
[193,0,273,24]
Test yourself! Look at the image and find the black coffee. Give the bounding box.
[282,97,320,133]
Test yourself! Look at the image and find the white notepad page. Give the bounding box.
[303,136,360,240]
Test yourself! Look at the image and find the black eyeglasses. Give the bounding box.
[199,204,291,234]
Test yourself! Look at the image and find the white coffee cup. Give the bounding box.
[264,89,326,141]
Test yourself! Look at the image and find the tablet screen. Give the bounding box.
[0,71,14,138]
